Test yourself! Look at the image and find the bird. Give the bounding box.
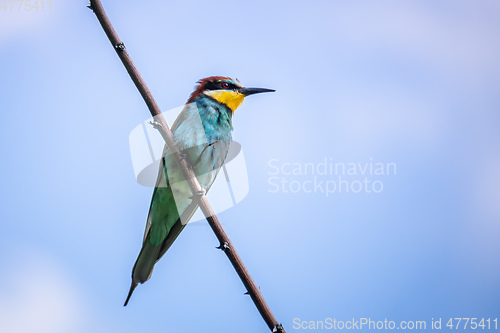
[124,76,275,306]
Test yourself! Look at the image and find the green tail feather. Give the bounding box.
[124,239,161,306]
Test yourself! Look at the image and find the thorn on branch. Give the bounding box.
[114,42,125,51]
[244,286,260,295]
[149,120,164,131]
[216,241,230,252]
[273,323,285,333]
[87,3,94,11]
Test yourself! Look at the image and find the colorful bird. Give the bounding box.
[124,76,274,306]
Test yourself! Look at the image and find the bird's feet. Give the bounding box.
[186,162,196,172]
[189,189,206,201]
[178,152,196,171]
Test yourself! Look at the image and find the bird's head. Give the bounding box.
[188,76,275,113]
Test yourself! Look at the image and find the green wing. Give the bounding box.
[124,151,196,305]
[124,135,229,306]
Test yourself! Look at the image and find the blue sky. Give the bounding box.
[1,1,500,332]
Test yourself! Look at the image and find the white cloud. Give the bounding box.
[332,82,448,151]
[0,251,85,333]
[470,150,500,225]
[328,1,500,82]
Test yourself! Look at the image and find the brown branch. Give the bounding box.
[87,1,285,332]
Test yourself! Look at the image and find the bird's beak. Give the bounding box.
[240,87,276,96]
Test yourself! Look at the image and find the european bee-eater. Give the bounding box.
[124,76,274,306]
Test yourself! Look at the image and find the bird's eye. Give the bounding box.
[222,82,230,89]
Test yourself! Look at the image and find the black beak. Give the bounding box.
[240,87,276,96]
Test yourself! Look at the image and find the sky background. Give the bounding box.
[1,0,500,332]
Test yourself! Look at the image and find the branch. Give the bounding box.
[88,1,285,332]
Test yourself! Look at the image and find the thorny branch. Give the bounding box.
[88,1,285,332]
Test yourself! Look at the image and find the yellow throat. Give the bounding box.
[205,90,245,113]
